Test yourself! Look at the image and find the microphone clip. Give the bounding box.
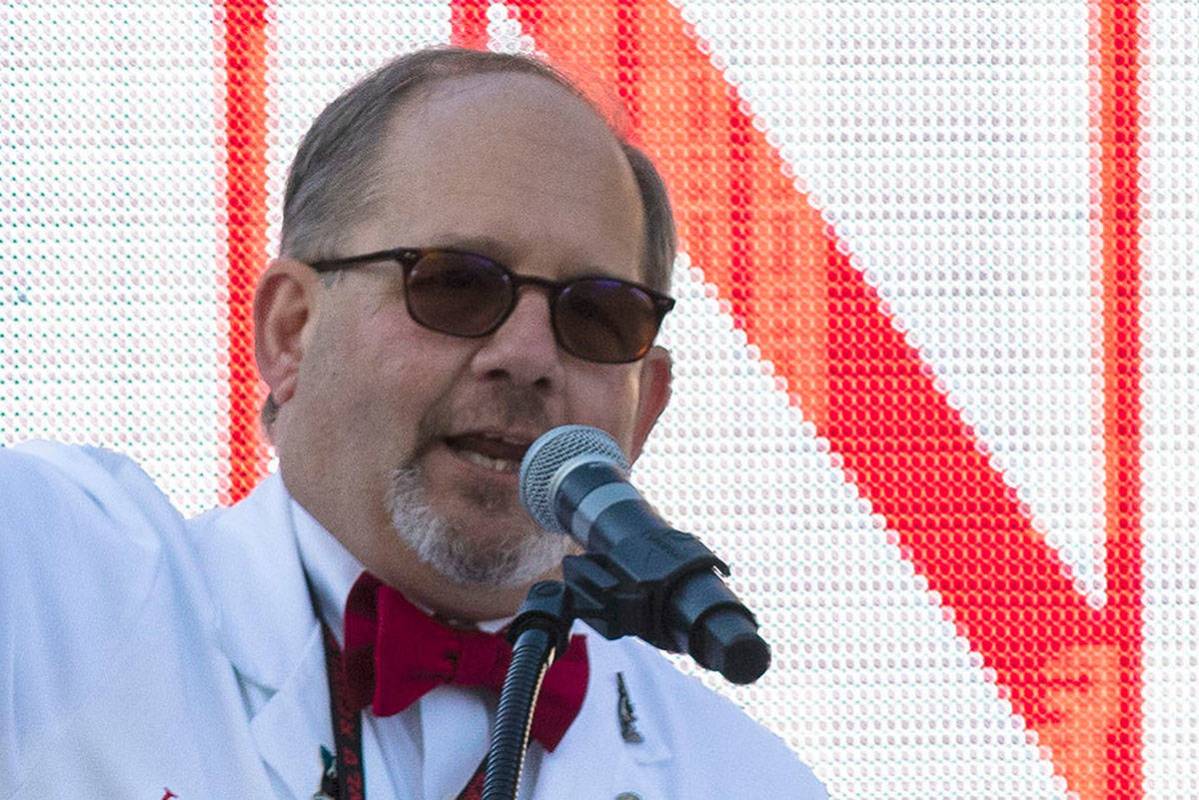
[560,529,734,657]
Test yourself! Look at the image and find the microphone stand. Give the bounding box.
[483,539,770,799]
[482,581,574,800]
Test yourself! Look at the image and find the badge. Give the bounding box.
[617,671,644,744]
[312,745,338,800]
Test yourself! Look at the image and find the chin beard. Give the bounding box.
[385,465,573,589]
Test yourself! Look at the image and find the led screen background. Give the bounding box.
[1,2,1196,798]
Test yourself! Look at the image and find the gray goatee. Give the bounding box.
[386,465,572,588]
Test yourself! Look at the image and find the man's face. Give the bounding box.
[267,72,671,618]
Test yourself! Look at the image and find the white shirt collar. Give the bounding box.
[290,497,363,647]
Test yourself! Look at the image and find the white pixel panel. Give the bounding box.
[1139,1,1199,796]
[1,2,228,514]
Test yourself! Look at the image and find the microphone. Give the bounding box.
[519,425,770,684]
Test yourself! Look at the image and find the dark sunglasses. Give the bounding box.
[309,248,675,364]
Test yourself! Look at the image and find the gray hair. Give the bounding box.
[280,47,675,293]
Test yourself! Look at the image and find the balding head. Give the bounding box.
[280,48,675,293]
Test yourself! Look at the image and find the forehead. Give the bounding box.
[353,72,645,280]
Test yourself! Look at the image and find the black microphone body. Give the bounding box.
[520,426,770,684]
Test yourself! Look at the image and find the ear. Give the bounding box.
[253,258,320,409]
[627,345,673,462]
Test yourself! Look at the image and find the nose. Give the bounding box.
[469,287,563,390]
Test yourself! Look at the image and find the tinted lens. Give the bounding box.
[405,252,513,336]
[554,279,661,363]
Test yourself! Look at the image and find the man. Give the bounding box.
[1,48,825,798]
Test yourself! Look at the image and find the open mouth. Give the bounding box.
[443,433,533,475]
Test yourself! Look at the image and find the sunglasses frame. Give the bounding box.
[309,247,676,364]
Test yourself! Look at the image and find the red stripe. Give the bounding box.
[220,0,270,503]
[1095,0,1145,795]
[450,0,491,50]
[728,90,752,341]
[508,2,1143,795]
[614,0,640,134]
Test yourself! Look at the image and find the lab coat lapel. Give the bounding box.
[189,473,332,799]
[531,634,673,799]
[249,625,332,799]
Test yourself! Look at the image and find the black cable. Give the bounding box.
[482,628,555,800]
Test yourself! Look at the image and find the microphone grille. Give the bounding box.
[519,425,630,533]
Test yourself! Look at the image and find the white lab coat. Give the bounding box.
[0,441,826,799]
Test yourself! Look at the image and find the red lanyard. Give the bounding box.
[320,622,366,800]
[318,622,487,800]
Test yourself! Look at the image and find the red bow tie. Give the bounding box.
[340,573,589,752]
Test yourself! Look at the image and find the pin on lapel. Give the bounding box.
[311,745,337,800]
[616,672,644,744]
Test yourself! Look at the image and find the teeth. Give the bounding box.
[461,450,517,473]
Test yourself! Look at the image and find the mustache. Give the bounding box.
[415,386,553,448]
